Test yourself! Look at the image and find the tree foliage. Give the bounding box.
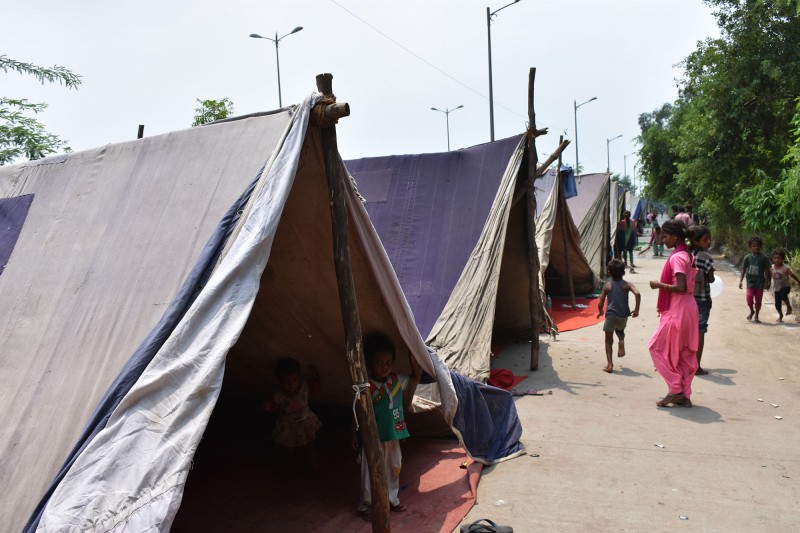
[636,0,800,248]
[192,98,234,127]
[1,55,81,165]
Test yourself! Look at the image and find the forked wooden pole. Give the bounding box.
[315,73,390,533]
[526,68,543,371]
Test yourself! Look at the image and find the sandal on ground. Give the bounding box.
[673,396,692,407]
[460,518,514,533]
[696,368,708,375]
[357,509,371,522]
[390,503,407,512]
[656,393,686,407]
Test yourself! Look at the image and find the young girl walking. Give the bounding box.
[690,226,714,375]
[770,248,800,322]
[738,236,771,322]
[648,220,699,407]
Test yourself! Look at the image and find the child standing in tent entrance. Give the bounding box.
[615,211,638,273]
[690,226,715,375]
[355,332,422,522]
[596,259,641,373]
[770,248,800,322]
[263,357,322,466]
[738,236,771,323]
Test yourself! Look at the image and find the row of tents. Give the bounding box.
[0,90,632,531]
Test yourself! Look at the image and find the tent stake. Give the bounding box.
[525,68,543,371]
[315,73,391,533]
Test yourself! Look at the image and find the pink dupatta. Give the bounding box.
[657,243,689,313]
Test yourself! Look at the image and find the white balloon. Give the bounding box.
[709,277,724,298]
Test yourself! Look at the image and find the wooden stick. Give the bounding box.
[525,68,542,371]
[315,73,390,533]
[556,138,577,309]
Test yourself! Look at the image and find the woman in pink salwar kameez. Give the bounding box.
[648,220,699,407]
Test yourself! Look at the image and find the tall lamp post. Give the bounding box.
[249,26,303,108]
[431,105,464,151]
[606,134,622,173]
[573,96,597,176]
[623,151,636,182]
[486,0,522,142]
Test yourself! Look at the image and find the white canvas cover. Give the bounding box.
[568,173,612,279]
[1,95,473,531]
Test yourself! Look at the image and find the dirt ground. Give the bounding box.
[457,247,800,532]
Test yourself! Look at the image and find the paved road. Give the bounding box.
[457,249,800,532]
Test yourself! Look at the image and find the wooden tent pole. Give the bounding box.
[525,68,543,371]
[556,140,577,309]
[315,73,390,533]
[601,176,610,278]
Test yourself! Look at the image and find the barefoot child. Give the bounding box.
[596,259,641,373]
[263,357,322,466]
[356,332,422,521]
[770,248,800,322]
[690,226,714,375]
[738,236,771,323]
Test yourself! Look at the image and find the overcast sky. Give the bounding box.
[3,0,720,177]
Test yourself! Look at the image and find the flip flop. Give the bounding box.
[357,509,371,522]
[460,518,513,532]
[390,503,407,512]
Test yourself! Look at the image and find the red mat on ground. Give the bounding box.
[174,424,481,533]
[549,297,603,332]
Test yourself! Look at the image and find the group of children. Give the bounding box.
[262,332,422,522]
[738,236,800,323]
[597,216,798,407]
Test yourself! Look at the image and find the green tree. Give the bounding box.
[1,55,81,165]
[192,98,234,127]
[637,0,800,247]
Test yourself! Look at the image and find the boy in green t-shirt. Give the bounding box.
[738,236,771,323]
[355,332,422,522]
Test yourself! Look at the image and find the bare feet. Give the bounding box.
[787,305,793,315]
[747,311,754,321]
[696,368,708,375]
[618,342,626,358]
[603,365,613,373]
[754,315,761,323]
[778,316,783,323]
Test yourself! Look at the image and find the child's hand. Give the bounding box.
[596,309,604,318]
[631,310,639,318]
[738,282,743,289]
[649,280,660,290]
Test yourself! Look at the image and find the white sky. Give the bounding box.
[2,0,719,177]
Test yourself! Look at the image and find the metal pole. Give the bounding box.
[446,111,451,151]
[274,33,282,108]
[573,100,578,174]
[487,7,494,142]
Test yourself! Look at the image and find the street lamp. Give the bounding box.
[573,96,597,176]
[431,105,464,151]
[606,134,622,173]
[623,152,636,180]
[486,0,522,142]
[250,26,303,108]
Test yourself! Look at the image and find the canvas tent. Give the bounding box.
[567,172,612,279]
[345,136,596,381]
[0,93,524,532]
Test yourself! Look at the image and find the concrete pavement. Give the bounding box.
[457,250,800,532]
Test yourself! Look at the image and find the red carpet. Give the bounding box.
[549,297,603,332]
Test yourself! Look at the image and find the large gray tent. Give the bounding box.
[0,94,523,531]
[567,172,612,279]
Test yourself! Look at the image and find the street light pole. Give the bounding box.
[486,0,521,142]
[431,105,464,151]
[606,134,622,173]
[250,26,303,108]
[623,151,636,181]
[573,96,597,176]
